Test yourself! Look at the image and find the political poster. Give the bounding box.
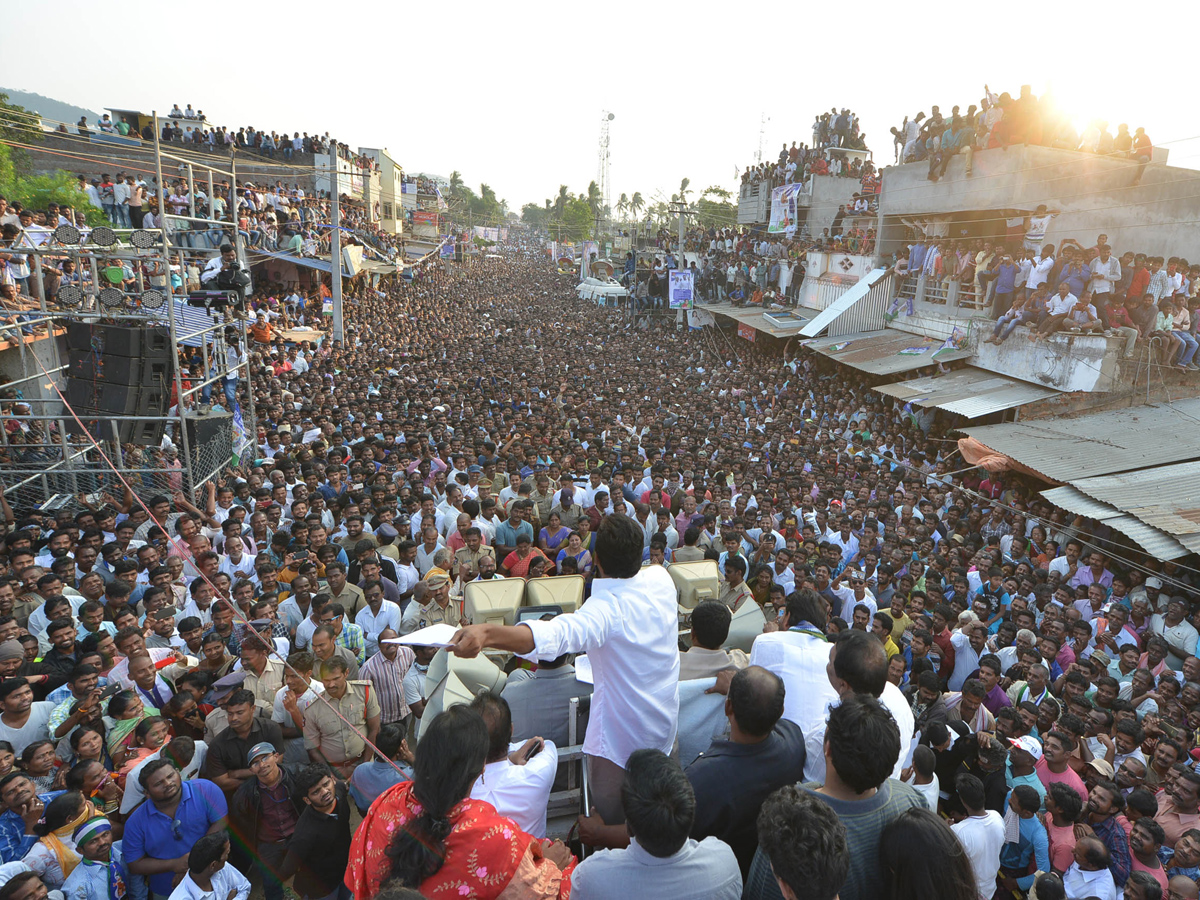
[473,226,501,241]
[668,269,694,309]
[688,308,715,329]
[768,183,803,234]
[738,322,757,342]
[412,211,438,226]
[581,240,599,279]
[440,241,455,258]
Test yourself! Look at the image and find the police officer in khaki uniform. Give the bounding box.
[302,656,380,777]
[718,554,755,612]
[417,572,465,628]
[452,528,495,581]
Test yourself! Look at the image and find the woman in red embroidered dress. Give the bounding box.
[345,705,575,899]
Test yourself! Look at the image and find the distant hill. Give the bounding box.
[1,88,102,130]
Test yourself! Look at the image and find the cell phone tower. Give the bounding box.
[599,111,614,215]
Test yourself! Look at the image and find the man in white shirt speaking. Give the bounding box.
[451,513,679,825]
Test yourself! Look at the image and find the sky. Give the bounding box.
[6,1,1196,223]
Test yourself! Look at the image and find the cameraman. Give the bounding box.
[201,242,238,286]
[201,243,251,314]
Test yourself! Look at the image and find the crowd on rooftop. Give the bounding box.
[893,83,1156,184]
[0,232,1195,899]
[740,108,877,195]
[72,104,373,169]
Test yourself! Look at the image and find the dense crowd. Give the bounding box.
[0,235,1197,900]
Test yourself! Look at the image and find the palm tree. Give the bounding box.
[630,192,644,219]
[554,184,570,218]
[678,177,692,202]
[585,180,602,217]
[617,192,629,221]
[448,170,464,197]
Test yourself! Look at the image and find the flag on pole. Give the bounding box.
[231,405,246,465]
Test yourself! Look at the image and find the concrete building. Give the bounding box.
[876,143,1189,259]
[360,147,405,235]
[737,172,864,238]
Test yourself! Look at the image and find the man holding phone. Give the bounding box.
[467,692,558,839]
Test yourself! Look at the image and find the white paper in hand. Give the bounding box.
[575,654,594,684]
[383,623,458,648]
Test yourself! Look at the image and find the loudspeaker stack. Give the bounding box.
[64,322,173,444]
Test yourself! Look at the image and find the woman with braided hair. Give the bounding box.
[345,705,574,899]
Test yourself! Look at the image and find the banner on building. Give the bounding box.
[412,211,438,226]
[768,183,804,234]
[738,322,757,342]
[668,269,694,309]
[440,241,455,258]
[473,226,501,241]
[688,308,715,329]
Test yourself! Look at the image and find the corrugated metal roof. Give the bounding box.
[964,399,1200,482]
[803,329,972,376]
[874,368,1059,419]
[1064,461,1200,554]
[799,268,887,337]
[1040,485,1192,560]
[707,303,813,338]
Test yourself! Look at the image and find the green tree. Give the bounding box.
[0,145,106,225]
[447,170,464,197]
[694,185,735,229]
[585,181,602,217]
[521,202,548,228]
[630,192,644,219]
[561,197,593,242]
[553,185,570,219]
[616,192,629,221]
[0,91,45,177]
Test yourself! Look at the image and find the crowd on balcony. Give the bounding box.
[889,226,1200,367]
[401,175,441,196]
[895,84,1156,183]
[0,171,415,319]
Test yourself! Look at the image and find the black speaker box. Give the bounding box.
[184,409,233,448]
[65,378,168,417]
[66,321,172,359]
[67,349,172,384]
[66,415,165,446]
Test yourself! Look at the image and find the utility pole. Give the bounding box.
[330,162,343,344]
[677,202,685,258]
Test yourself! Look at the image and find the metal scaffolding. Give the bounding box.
[0,115,257,515]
